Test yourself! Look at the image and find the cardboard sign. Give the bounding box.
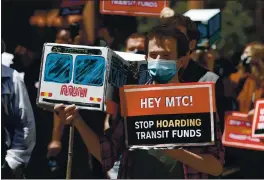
[37,43,131,115]
[115,51,149,85]
[120,82,216,150]
[222,112,264,151]
[252,99,264,138]
[100,0,168,17]
[184,9,221,49]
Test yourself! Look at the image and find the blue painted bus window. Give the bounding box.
[74,55,106,86]
[198,24,207,38]
[44,53,73,83]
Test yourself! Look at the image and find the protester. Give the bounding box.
[47,29,77,161]
[105,33,147,179]
[235,42,264,179]
[225,43,255,100]
[125,33,146,54]
[55,29,72,44]
[236,42,264,113]
[244,42,264,121]
[1,40,36,179]
[47,30,106,179]
[96,26,115,48]
[160,10,225,132]
[54,23,224,179]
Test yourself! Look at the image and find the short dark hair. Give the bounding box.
[145,24,189,58]
[162,13,200,41]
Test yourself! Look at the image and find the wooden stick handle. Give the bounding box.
[66,125,75,179]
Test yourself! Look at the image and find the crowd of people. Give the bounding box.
[2,6,264,179]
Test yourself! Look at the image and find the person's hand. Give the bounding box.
[160,7,175,18]
[162,148,183,159]
[54,104,81,125]
[47,140,62,158]
[104,114,111,131]
[248,109,255,122]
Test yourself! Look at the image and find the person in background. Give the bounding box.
[105,33,147,179]
[53,23,224,179]
[36,30,73,176]
[96,26,116,49]
[125,33,146,54]
[225,42,260,101]
[236,42,264,179]
[1,40,36,178]
[55,29,72,44]
[47,30,106,179]
[236,42,264,113]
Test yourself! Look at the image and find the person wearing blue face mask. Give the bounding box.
[53,23,224,179]
[148,58,178,84]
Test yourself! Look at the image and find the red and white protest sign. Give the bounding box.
[222,112,264,151]
[100,0,168,17]
[252,99,264,138]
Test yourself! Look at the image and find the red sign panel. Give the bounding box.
[100,0,168,17]
[222,112,264,151]
[60,0,87,8]
[252,99,264,138]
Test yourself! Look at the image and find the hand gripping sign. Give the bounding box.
[252,99,264,138]
[37,43,131,115]
[222,112,264,151]
[120,82,217,150]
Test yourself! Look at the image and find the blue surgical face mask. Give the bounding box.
[148,59,178,84]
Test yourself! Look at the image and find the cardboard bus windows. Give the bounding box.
[73,55,106,87]
[44,53,73,83]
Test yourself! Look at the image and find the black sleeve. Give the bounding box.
[215,77,225,133]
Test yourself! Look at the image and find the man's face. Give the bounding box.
[147,36,187,69]
[55,30,72,44]
[126,37,145,54]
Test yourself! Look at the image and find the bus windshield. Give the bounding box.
[44,53,73,83]
[73,55,106,86]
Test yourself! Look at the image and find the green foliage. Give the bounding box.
[217,1,253,57]
[171,1,188,15]
[137,16,160,33]
[136,0,254,58]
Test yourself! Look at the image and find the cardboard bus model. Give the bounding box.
[115,51,149,85]
[37,43,130,114]
[184,9,221,49]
